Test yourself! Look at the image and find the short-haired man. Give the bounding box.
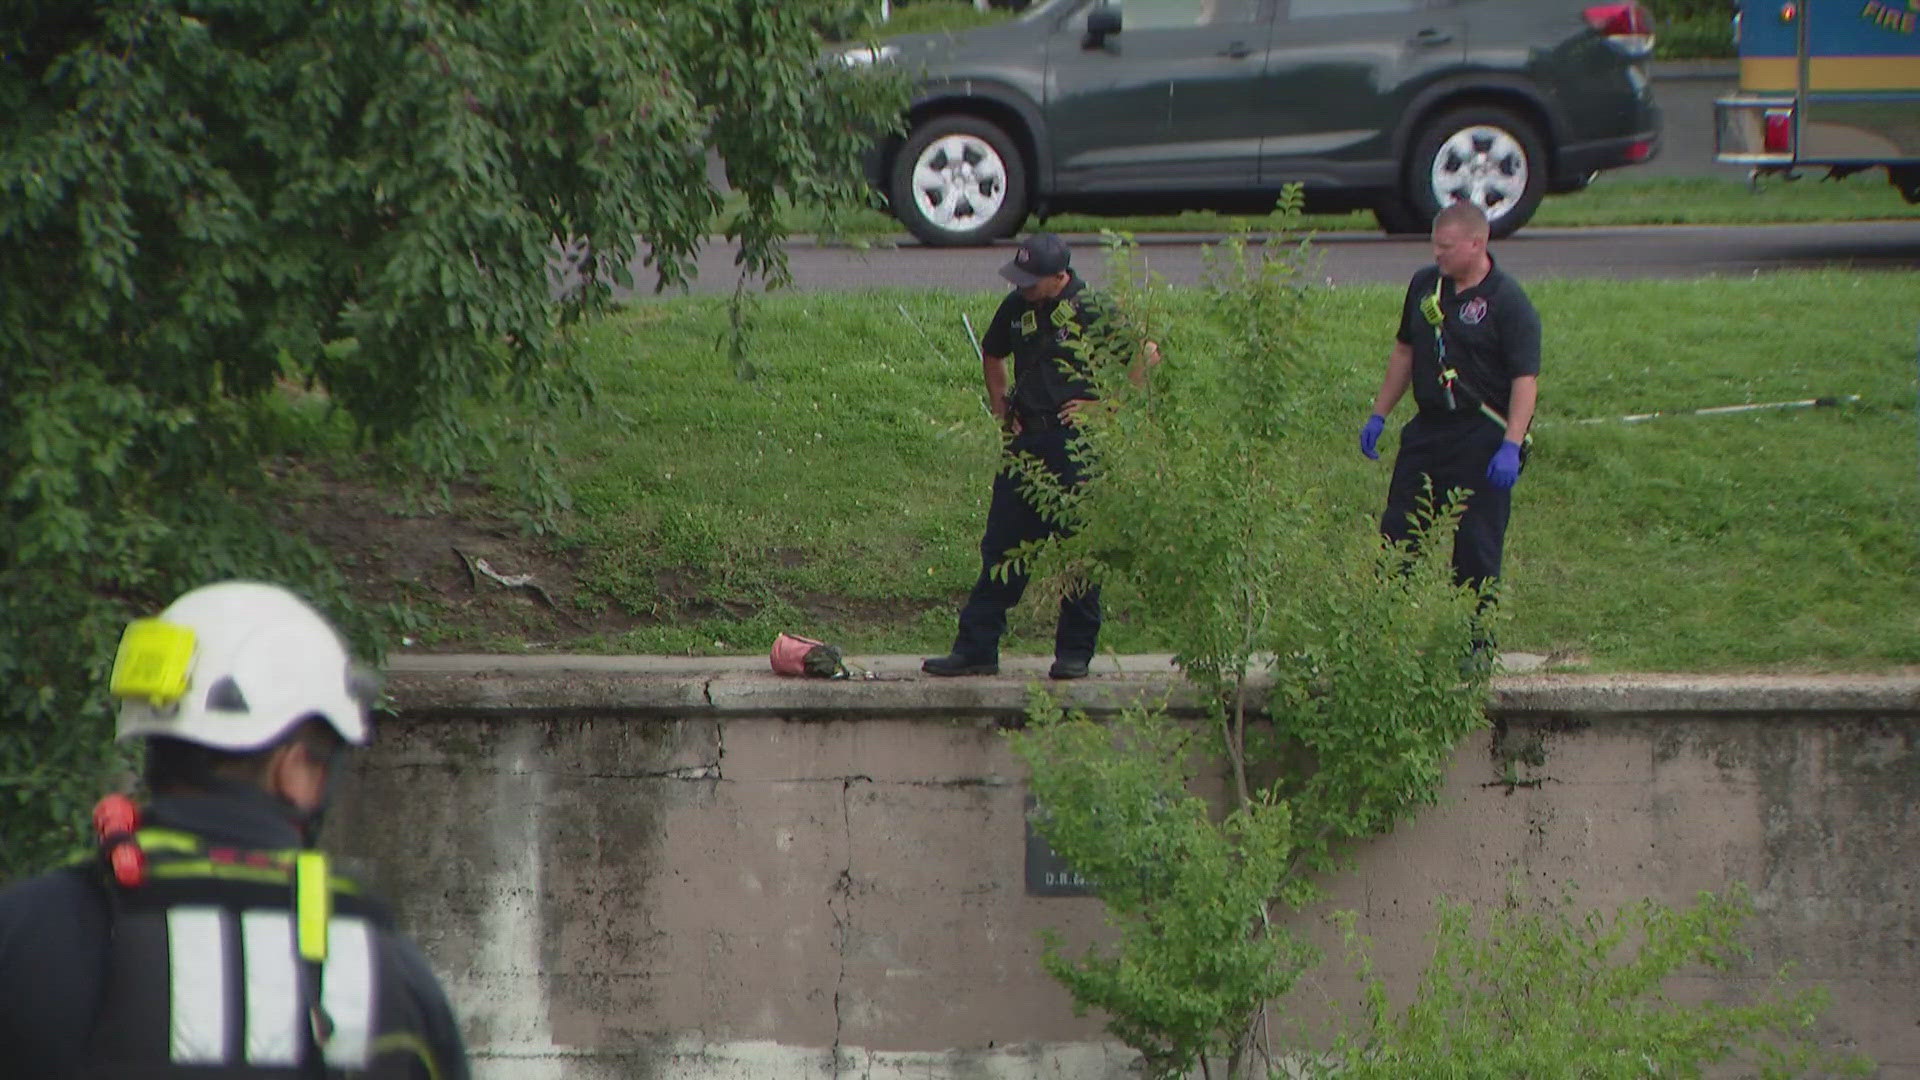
[0,581,470,1079]
[1360,202,1540,611]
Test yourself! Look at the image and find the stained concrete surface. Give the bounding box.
[336,658,1920,1079]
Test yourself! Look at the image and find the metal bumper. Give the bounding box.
[1715,93,1797,166]
[1718,91,1920,168]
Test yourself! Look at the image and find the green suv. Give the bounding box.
[853,0,1662,245]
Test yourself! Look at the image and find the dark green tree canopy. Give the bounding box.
[0,0,901,879]
[3,0,895,435]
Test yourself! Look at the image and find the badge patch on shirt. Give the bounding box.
[1459,298,1488,325]
[1019,310,1038,336]
[1050,301,1075,327]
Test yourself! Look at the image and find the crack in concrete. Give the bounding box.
[830,776,854,1079]
[1481,776,1553,793]
[578,767,719,780]
[720,774,1009,789]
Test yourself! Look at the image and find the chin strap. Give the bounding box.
[297,743,353,846]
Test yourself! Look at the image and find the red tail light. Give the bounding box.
[1584,2,1655,56]
[1763,108,1794,154]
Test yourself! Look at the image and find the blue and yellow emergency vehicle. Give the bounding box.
[1715,0,1920,202]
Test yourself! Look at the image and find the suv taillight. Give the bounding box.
[1584,2,1655,57]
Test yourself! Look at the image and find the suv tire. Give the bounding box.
[1405,106,1546,239]
[890,116,1028,247]
[1371,196,1428,235]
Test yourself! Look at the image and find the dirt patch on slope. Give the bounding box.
[269,465,930,651]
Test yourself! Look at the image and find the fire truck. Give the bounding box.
[1715,0,1920,202]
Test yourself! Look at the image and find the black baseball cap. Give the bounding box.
[999,232,1072,287]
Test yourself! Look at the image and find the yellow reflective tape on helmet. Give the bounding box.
[110,620,196,707]
[296,850,331,963]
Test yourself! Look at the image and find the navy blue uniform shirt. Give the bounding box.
[1395,255,1541,418]
[980,273,1105,418]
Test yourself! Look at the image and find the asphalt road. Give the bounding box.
[623,221,1920,297]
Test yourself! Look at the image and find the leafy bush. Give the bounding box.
[1327,887,1874,1079]
[1643,0,1736,58]
[1645,0,1734,21]
[0,0,901,883]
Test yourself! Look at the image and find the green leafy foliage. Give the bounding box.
[1329,887,1874,1079]
[1019,697,1312,1080]
[1006,201,1490,1078]
[0,0,903,882]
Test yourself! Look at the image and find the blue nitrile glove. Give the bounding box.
[1487,440,1523,490]
[1359,414,1386,460]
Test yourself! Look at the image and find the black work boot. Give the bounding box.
[922,653,999,677]
[1048,657,1090,680]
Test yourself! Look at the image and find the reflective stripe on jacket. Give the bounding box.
[82,829,443,1080]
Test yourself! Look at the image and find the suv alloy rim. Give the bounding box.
[910,133,1009,236]
[1428,124,1531,225]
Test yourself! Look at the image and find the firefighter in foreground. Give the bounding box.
[0,581,469,1079]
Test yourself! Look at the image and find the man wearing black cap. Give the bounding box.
[924,232,1150,681]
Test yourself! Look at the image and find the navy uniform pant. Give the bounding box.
[952,424,1101,663]
[1380,411,1516,592]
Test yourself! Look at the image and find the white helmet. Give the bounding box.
[112,581,373,751]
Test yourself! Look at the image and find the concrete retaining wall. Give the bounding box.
[329,657,1920,1078]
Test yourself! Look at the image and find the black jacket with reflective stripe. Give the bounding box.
[83,858,439,1079]
[0,792,468,1080]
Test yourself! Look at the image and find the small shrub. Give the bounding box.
[1325,886,1875,1079]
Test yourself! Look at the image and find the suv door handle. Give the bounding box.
[1216,41,1254,59]
[1410,27,1454,46]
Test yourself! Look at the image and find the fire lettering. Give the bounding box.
[1860,0,1918,31]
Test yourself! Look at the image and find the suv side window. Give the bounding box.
[1118,0,1263,29]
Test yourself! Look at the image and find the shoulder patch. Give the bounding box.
[1050,301,1075,327]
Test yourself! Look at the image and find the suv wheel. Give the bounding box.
[1371,196,1427,236]
[890,116,1028,247]
[1405,107,1546,239]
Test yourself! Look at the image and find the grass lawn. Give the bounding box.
[419,266,1920,673]
[773,173,1920,243]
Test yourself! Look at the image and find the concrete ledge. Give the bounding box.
[385,654,1920,721]
[1498,672,1920,718]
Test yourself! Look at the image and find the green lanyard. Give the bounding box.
[1418,277,1459,411]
